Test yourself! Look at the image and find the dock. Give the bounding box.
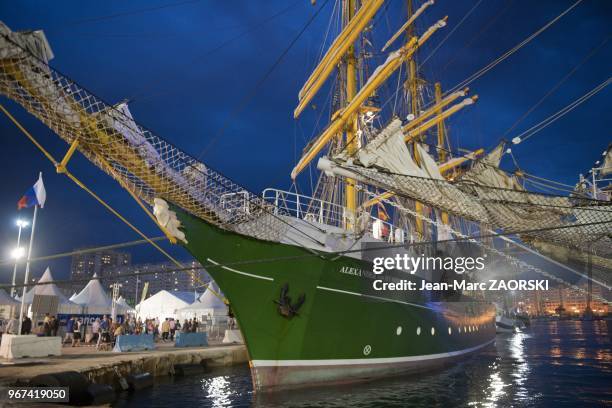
[0,343,248,386]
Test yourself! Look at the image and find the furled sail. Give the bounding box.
[295,0,385,118]
[337,118,425,177]
[291,17,447,179]
[381,0,435,52]
[460,143,507,186]
[416,143,444,180]
[404,95,477,142]
[403,87,470,132]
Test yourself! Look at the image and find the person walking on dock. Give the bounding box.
[64,316,75,344]
[72,319,82,347]
[43,313,52,336]
[97,315,110,350]
[91,318,100,344]
[20,316,31,335]
[51,315,59,337]
[161,318,170,341]
[169,318,176,340]
[5,316,17,334]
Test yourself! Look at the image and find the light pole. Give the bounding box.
[11,219,29,297]
[110,282,122,323]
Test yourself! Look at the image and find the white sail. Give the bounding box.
[343,119,425,177]
[416,144,444,180]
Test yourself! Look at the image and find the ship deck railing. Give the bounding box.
[262,188,408,243]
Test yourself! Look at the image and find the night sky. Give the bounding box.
[0,0,609,283]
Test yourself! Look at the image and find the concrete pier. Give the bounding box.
[0,343,248,388]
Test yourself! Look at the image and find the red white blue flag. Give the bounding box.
[17,174,46,210]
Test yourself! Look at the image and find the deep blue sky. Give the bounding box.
[0,0,610,283]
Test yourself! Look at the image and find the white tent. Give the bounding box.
[116,296,135,314]
[136,290,199,321]
[0,289,19,305]
[0,289,20,319]
[69,292,77,301]
[70,274,113,314]
[19,267,81,314]
[178,282,227,321]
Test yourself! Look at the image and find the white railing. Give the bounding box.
[262,188,407,243]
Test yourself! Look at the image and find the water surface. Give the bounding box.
[114,320,612,407]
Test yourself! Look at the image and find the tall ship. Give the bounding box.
[0,0,609,391]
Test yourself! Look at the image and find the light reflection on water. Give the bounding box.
[201,375,232,407]
[115,320,611,407]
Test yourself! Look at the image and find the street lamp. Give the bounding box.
[11,219,29,297]
[11,247,25,260]
[16,219,29,228]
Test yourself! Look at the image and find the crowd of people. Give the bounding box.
[1,315,32,335]
[60,315,206,349]
[0,312,227,351]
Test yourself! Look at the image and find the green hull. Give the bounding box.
[175,207,496,390]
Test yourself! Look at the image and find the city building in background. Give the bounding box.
[69,249,131,293]
[513,284,609,317]
[106,260,209,305]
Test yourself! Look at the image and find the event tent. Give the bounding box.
[0,289,19,305]
[19,267,80,314]
[136,290,199,320]
[116,296,135,314]
[177,282,227,320]
[0,289,20,319]
[70,274,113,314]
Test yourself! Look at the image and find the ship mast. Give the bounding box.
[435,81,450,226]
[405,1,420,119]
[344,0,359,228]
[406,0,425,237]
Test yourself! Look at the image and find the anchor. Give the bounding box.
[274,283,305,319]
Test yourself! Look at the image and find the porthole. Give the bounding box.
[396,326,402,336]
[363,345,372,356]
[416,326,421,336]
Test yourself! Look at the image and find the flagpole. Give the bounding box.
[17,172,41,336]
[10,222,24,298]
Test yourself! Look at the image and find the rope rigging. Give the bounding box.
[511,76,611,146]
[446,0,583,95]
[502,35,610,138]
[0,103,226,303]
[0,236,167,268]
[418,0,485,69]
[127,0,303,104]
[194,0,332,160]
[46,0,202,32]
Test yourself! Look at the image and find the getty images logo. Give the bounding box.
[372,254,486,275]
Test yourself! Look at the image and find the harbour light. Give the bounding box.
[11,247,25,260]
[16,219,29,228]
